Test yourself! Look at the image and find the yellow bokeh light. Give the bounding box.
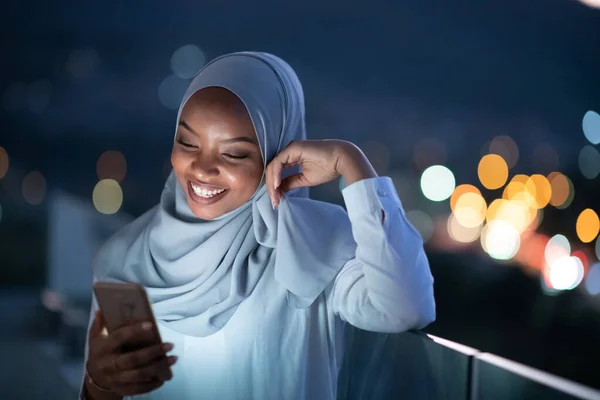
[478,154,509,190]
[502,175,529,200]
[450,184,481,212]
[0,147,8,179]
[447,214,481,243]
[486,198,507,223]
[22,171,46,205]
[547,172,573,209]
[494,199,535,233]
[576,208,599,243]
[93,179,123,215]
[524,174,552,209]
[454,192,487,228]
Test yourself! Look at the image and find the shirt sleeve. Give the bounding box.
[329,177,436,333]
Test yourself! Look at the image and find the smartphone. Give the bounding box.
[93,282,163,353]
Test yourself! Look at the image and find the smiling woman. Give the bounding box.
[80,52,435,400]
[171,87,263,220]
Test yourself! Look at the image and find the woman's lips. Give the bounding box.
[187,180,228,205]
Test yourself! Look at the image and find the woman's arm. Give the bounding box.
[330,146,436,332]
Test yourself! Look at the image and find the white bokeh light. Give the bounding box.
[420,165,455,202]
[481,220,520,260]
[158,75,190,110]
[577,0,600,10]
[544,234,571,266]
[171,44,206,79]
[547,256,584,291]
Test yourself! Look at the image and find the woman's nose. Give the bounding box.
[191,154,219,177]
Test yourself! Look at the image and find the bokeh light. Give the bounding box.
[447,214,481,243]
[547,172,573,209]
[96,150,127,183]
[413,138,447,171]
[582,110,600,144]
[546,256,584,291]
[489,135,519,169]
[478,154,508,190]
[454,192,487,228]
[524,174,552,209]
[450,184,481,212]
[545,234,571,266]
[420,165,455,202]
[481,220,520,260]
[93,179,123,215]
[493,198,535,233]
[576,208,599,243]
[572,250,589,272]
[578,0,600,9]
[158,75,190,110]
[171,44,206,79]
[405,210,434,243]
[585,263,600,295]
[578,145,600,179]
[0,146,8,179]
[22,171,46,205]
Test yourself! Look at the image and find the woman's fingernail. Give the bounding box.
[141,322,153,330]
[163,343,174,351]
[272,200,276,209]
[168,355,178,365]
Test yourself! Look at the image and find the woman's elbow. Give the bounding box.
[396,292,436,332]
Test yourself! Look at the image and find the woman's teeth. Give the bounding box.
[191,182,225,198]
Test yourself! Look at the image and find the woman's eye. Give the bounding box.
[176,137,197,149]
[224,154,249,160]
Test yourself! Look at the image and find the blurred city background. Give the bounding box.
[1,0,600,398]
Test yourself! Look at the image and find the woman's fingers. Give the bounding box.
[97,322,157,355]
[116,342,174,371]
[266,142,302,206]
[113,360,172,386]
[111,355,178,390]
[88,310,105,339]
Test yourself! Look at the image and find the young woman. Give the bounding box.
[81,52,435,400]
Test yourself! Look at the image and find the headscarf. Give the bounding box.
[93,52,356,337]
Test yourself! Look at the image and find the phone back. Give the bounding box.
[93,282,157,332]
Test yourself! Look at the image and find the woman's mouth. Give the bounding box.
[187,181,228,205]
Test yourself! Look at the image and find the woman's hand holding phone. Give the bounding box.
[85,310,178,397]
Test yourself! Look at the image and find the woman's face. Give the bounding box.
[171,87,264,220]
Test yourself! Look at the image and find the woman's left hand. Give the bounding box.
[266,139,377,207]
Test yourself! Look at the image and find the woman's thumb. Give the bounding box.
[89,309,105,338]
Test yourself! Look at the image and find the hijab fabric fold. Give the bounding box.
[94,52,356,337]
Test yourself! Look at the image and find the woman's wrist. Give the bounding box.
[84,371,122,400]
[335,141,378,186]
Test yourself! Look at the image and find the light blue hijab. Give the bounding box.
[94,52,356,337]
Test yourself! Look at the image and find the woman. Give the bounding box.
[81,52,435,400]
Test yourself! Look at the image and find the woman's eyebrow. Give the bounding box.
[178,120,258,145]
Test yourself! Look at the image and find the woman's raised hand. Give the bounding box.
[266,139,377,207]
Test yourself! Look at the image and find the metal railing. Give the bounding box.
[338,326,600,400]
